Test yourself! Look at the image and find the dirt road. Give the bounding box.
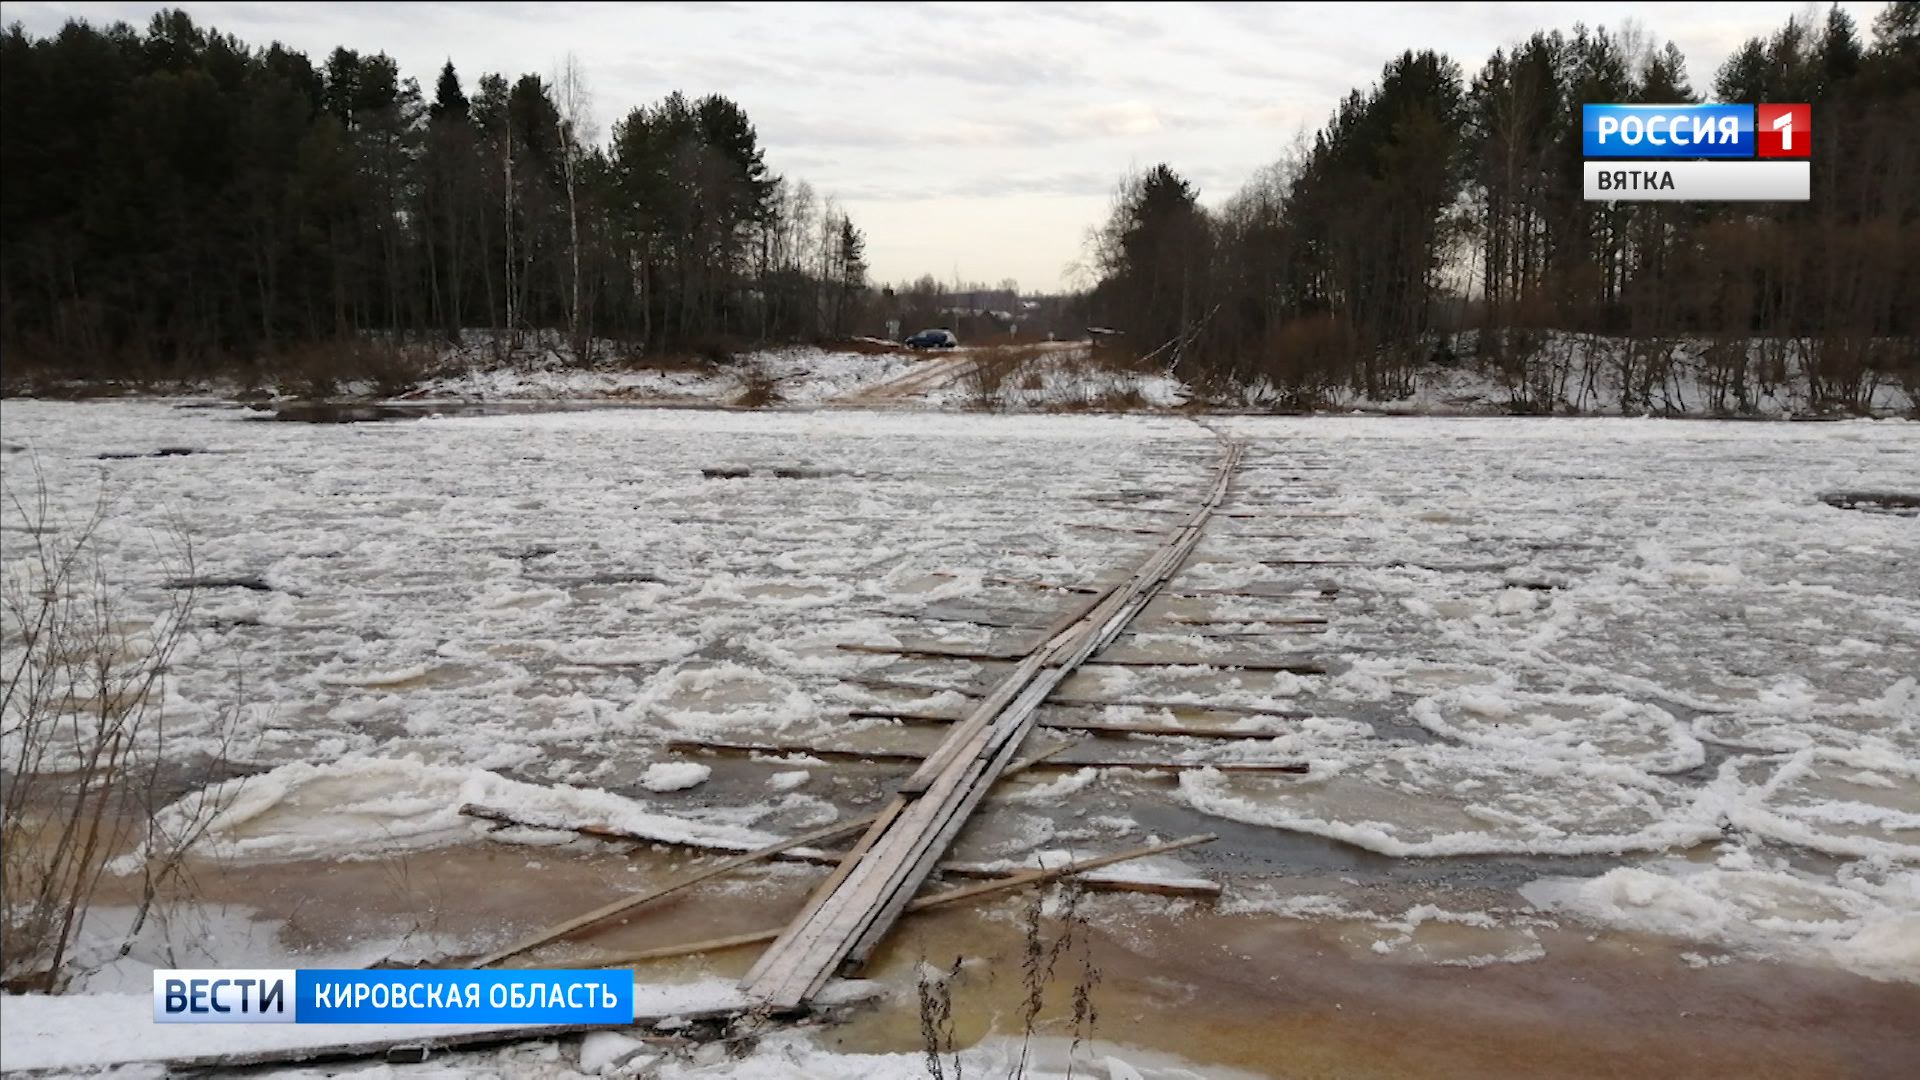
[841,350,976,404]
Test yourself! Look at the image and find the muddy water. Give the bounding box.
[102,839,1920,1078]
[840,903,1920,1080]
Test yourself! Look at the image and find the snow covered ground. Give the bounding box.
[23,332,1912,419]
[394,334,1917,417]
[378,330,1920,417]
[405,345,923,406]
[402,340,1190,413]
[2,403,1916,1070]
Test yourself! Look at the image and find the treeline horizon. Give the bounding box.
[1,9,880,376]
[3,6,1917,409]
[1088,2,1918,409]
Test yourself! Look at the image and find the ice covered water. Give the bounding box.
[3,403,1915,981]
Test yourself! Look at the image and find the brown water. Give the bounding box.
[95,839,1920,1079]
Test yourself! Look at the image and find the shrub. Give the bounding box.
[962,345,1047,410]
[733,365,782,408]
[1,465,240,991]
[272,340,438,399]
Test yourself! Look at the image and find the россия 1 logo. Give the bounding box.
[1581,103,1809,202]
[1755,103,1811,158]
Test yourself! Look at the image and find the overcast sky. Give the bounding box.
[2,1,1889,291]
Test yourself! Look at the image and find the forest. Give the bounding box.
[1087,3,1919,408]
[1,5,1916,407]
[0,9,871,376]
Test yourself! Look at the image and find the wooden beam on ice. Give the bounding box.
[670,736,1309,772]
[737,444,1247,1010]
[594,835,1216,966]
[849,708,1301,741]
[847,675,1312,718]
[465,816,876,970]
[1083,657,1329,675]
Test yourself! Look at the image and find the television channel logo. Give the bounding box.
[1581,103,1810,202]
[1755,104,1811,158]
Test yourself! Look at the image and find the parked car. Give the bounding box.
[904,328,959,349]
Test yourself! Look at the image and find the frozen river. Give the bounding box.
[3,401,1916,986]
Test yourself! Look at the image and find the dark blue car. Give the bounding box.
[904,328,958,349]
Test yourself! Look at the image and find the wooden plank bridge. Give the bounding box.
[737,442,1251,1010]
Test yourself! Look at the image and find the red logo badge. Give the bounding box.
[1756,104,1811,158]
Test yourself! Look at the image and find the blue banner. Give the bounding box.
[154,969,637,1025]
[1582,104,1754,158]
[296,969,634,1025]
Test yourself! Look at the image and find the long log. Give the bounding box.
[1067,522,1169,536]
[848,708,1300,741]
[1117,625,1324,638]
[1084,657,1329,675]
[466,816,877,969]
[594,835,1216,966]
[847,675,1311,718]
[838,641,1027,662]
[842,642,1327,673]
[666,738,1307,774]
[1156,615,1329,626]
[1168,587,1338,600]
[872,608,1045,631]
[456,798,1220,898]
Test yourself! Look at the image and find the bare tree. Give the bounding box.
[554,53,597,359]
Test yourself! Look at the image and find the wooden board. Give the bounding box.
[738,445,1253,1009]
[849,708,1302,740]
[666,736,1306,773]
[466,816,876,969]
[597,835,1215,966]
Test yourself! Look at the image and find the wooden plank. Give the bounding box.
[460,801,863,867]
[837,641,1027,661]
[896,650,1050,796]
[894,570,1126,795]
[598,835,1216,967]
[837,451,1247,965]
[454,745,1228,905]
[918,571,1103,594]
[1168,587,1339,600]
[847,674,985,697]
[1066,522,1169,536]
[848,638,1328,664]
[755,794,907,979]
[847,676,1311,718]
[1117,625,1323,639]
[983,574,1103,593]
[904,834,1216,908]
[850,708,1301,741]
[1083,657,1329,675]
[465,816,877,969]
[1027,578,1126,651]
[456,800,1223,897]
[1215,511,1351,519]
[1157,615,1329,626]
[871,608,1045,630]
[738,444,1247,1009]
